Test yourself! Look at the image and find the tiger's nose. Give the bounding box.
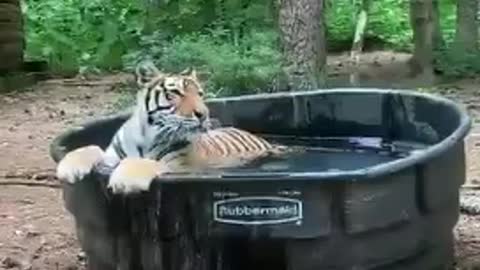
[193,110,206,122]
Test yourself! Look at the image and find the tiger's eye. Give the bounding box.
[171,89,183,96]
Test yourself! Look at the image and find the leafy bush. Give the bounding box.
[23,0,145,73]
[326,0,412,51]
[367,0,411,50]
[434,46,480,78]
[123,29,282,96]
[23,0,461,92]
[325,0,356,48]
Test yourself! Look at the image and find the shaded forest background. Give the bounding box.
[22,0,477,96]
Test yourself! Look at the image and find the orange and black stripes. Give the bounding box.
[205,128,273,155]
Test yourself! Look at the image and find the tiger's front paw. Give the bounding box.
[107,158,167,195]
[56,145,105,184]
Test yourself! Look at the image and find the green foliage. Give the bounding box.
[325,0,356,49]
[23,0,463,94]
[23,0,145,73]
[123,29,282,96]
[434,47,480,78]
[326,0,411,51]
[438,0,457,43]
[429,1,479,78]
[367,0,411,50]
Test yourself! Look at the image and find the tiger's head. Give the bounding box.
[134,61,209,123]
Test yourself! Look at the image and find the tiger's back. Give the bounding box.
[160,126,294,171]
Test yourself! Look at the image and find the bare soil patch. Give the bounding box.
[0,73,129,270]
[0,53,480,269]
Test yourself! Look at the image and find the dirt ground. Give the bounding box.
[1,51,480,269]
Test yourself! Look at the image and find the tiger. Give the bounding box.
[56,61,295,195]
[157,127,291,172]
[56,62,210,191]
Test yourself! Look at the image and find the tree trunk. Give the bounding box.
[478,0,480,40]
[201,0,217,29]
[0,0,23,73]
[218,0,227,30]
[143,2,155,35]
[278,0,326,91]
[455,0,478,52]
[349,0,371,86]
[269,0,280,25]
[237,0,252,47]
[432,0,444,50]
[408,0,435,83]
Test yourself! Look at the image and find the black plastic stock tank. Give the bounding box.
[50,88,471,270]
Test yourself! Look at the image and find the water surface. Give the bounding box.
[211,136,429,174]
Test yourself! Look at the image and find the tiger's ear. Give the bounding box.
[190,69,198,79]
[179,67,193,76]
[180,67,199,80]
[135,61,161,87]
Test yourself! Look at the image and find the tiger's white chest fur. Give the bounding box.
[103,109,164,166]
[103,106,204,169]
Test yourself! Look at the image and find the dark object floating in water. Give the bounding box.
[50,88,471,270]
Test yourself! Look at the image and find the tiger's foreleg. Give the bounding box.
[107,157,171,195]
[56,145,105,184]
[106,115,206,195]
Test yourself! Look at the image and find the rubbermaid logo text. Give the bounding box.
[213,196,303,225]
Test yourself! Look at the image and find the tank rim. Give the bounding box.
[49,88,472,184]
